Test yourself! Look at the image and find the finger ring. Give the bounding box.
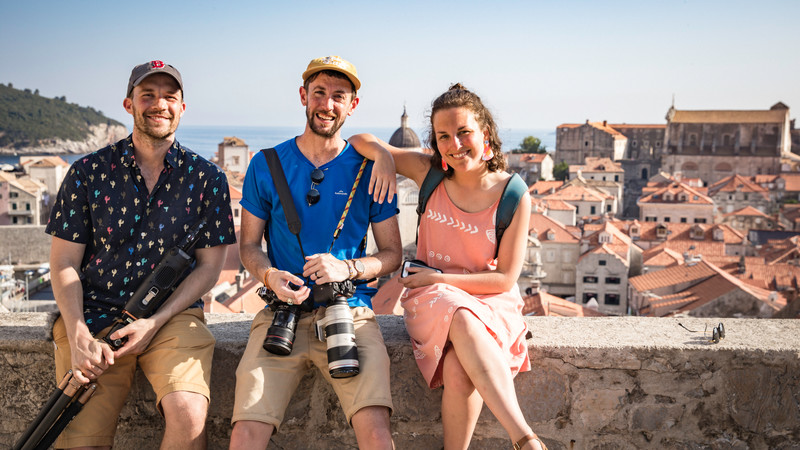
[315,271,319,277]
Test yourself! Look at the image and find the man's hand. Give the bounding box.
[70,332,114,384]
[304,253,350,284]
[267,268,311,305]
[109,318,160,359]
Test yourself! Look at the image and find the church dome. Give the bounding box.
[388,107,421,148]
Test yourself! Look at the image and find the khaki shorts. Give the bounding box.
[232,306,393,430]
[52,308,215,448]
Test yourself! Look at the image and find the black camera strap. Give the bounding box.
[262,148,306,259]
[261,148,372,285]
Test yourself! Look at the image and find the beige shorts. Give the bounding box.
[52,308,215,448]
[232,306,393,430]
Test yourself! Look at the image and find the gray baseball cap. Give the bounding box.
[126,60,183,97]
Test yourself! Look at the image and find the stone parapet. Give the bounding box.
[1,313,799,449]
[0,226,50,264]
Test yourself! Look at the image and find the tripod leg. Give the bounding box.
[19,376,84,450]
[13,371,73,450]
[34,385,96,450]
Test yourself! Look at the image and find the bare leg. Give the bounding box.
[350,405,394,450]
[160,391,208,450]
[441,348,484,450]
[447,310,540,447]
[229,420,275,450]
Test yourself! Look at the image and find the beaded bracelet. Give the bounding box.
[263,267,278,288]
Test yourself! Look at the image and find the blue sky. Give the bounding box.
[1,0,798,133]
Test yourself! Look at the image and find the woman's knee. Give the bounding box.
[442,350,474,394]
[449,309,483,341]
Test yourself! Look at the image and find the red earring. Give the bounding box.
[482,140,494,161]
[441,158,448,171]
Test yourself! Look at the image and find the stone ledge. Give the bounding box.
[1,313,799,449]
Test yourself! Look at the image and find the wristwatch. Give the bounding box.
[351,259,365,279]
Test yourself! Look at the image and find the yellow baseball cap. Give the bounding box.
[302,55,361,91]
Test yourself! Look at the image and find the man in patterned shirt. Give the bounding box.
[46,61,236,449]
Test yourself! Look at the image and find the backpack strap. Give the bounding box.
[414,168,528,260]
[415,167,446,246]
[493,173,527,259]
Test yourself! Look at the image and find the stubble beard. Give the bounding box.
[306,107,345,138]
[133,107,179,141]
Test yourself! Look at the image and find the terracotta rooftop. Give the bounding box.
[708,174,769,200]
[569,157,623,173]
[529,180,564,195]
[669,109,788,124]
[642,247,684,267]
[529,213,579,243]
[639,182,713,205]
[557,122,628,140]
[544,184,611,202]
[522,291,605,317]
[221,136,248,147]
[629,260,717,292]
[722,206,772,219]
[22,156,69,168]
[781,173,800,192]
[631,222,744,244]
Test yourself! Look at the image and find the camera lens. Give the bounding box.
[321,294,359,378]
[263,303,301,356]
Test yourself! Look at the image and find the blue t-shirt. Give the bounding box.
[240,138,398,308]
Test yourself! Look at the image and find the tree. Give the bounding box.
[512,135,547,154]
[553,161,569,181]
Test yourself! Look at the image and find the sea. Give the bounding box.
[0,125,556,167]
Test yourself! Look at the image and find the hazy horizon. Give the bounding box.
[2,1,798,133]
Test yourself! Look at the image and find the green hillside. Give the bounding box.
[0,83,124,148]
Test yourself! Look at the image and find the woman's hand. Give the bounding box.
[349,133,396,203]
[399,266,442,289]
[369,152,396,203]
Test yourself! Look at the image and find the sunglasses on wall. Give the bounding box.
[678,322,725,344]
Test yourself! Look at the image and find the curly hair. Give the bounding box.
[427,83,505,177]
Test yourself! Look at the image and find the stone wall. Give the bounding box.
[0,226,50,264]
[2,314,799,449]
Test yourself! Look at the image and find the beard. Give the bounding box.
[305,106,346,138]
[132,105,180,141]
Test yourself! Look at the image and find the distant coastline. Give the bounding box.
[0,125,557,166]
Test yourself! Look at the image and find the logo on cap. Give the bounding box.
[321,56,344,69]
[151,60,165,69]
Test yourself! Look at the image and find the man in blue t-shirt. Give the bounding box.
[230,56,401,449]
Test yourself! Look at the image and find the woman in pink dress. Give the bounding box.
[350,84,545,450]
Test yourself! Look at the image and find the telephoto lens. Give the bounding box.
[263,302,301,355]
[314,282,359,378]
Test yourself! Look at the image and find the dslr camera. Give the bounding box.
[257,280,359,379]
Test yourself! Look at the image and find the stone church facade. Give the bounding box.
[661,102,791,184]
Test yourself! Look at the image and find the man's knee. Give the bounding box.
[351,405,391,438]
[161,391,208,427]
[230,420,274,449]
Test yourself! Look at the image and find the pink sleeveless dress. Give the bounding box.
[401,183,531,389]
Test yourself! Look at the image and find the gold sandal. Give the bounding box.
[513,433,548,450]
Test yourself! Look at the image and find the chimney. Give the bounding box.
[603,120,607,127]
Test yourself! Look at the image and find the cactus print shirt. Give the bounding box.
[46,135,236,335]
